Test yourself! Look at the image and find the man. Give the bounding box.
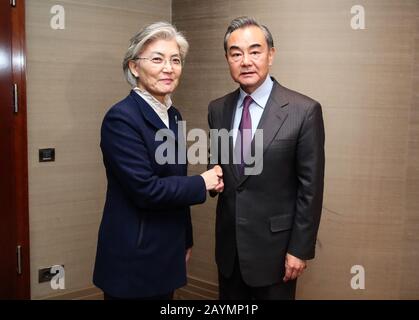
[208,17,325,300]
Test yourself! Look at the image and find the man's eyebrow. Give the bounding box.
[228,45,242,51]
[228,43,262,51]
[249,43,262,49]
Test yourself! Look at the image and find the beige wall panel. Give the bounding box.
[173,0,419,298]
[400,16,419,299]
[26,0,171,299]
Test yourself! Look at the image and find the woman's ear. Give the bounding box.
[128,60,139,78]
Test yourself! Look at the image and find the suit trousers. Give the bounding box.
[218,252,296,300]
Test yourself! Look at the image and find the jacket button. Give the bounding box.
[237,217,248,225]
[237,186,243,192]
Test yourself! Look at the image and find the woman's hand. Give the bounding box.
[201,165,224,191]
[186,248,192,263]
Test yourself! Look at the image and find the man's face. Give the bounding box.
[226,26,275,94]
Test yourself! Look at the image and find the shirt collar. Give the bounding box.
[133,87,172,110]
[237,75,273,109]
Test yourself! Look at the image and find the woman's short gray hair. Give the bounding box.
[123,21,189,87]
[224,16,274,53]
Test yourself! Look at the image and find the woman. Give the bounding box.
[93,22,223,300]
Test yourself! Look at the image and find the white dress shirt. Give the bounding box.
[232,76,274,147]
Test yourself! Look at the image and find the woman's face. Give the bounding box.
[129,39,182,103]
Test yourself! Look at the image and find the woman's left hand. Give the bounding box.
[186,248,192,263]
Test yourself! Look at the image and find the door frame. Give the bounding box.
[5,0,30,299]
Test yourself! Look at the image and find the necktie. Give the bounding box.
[237,95,253,175]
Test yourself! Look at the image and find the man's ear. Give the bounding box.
[128,60,139,78]
[268,47,276,66]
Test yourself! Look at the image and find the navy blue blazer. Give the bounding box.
[93,90,206,298]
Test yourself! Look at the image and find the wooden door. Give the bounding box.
[0,0,30,299]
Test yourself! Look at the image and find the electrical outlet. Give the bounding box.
[38,265,64,283]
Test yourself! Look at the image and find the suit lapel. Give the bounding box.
[129,90,168,132]
[223,89,240,131]
[168,108,179,142]
[222,90,241,181]
[237,80,289,186]
[129,90,179,145]
[258,81,289,155]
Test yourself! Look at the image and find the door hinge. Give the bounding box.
[11,0,16,7]
[13,83,18,113]
[16,245,22,275]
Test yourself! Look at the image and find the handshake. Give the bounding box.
[200,165,224,193]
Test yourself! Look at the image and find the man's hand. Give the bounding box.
[283,253,307,282]
[186,248,192,263]
[213,165,224,193]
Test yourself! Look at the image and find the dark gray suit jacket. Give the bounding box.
[208,78,325,287]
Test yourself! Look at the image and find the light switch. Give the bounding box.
[39,148,55,162]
